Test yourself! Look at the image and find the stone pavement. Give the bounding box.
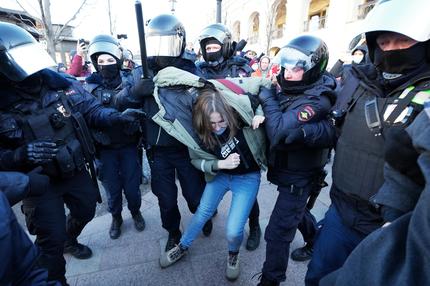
[14,163,333,286]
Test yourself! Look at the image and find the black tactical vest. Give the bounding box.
[8,93,86,178]
[91,85,138,148]
[333,77,430,201]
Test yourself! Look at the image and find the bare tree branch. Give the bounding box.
[53,0,89,44]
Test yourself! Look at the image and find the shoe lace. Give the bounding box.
[168,245,184,261]
[228,253,238,267]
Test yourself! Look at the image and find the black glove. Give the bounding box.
[258,86,276,104]
[117,108,146,135]
[284,127,305,144]
[384,127,424,186]
[27,166,50,197]
[129,78,155,99]
[14,141,58,165]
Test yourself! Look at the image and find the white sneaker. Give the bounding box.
[226,253,240,281]
[159,244,187,268]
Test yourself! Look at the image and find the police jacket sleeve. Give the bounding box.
[114,68,154,110]
[372,163,423,222]
[69,82,120,128]
[301,120,337,148]
[259,87,335,148]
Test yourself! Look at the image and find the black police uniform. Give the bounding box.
[85,70,142,219]
[0,69,121,284]
[305,63,430,285]
[259,73,336,283]
[143,58,207,242]
[196,56,253,79]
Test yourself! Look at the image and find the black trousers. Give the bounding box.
[262,180,317,282]
[148,146,206,233]
[22,170,97,284]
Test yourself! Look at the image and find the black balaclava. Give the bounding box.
[204,38,224,66]
[374,41,427,75]
[373,41,430,92]
[277,67,319,95]
[99,64,121,88]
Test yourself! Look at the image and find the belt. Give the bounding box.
[288,184,305,196]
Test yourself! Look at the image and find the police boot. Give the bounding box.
[291,242,313,261]
[165,230,181,252]
[246,223,261,251]
[109,215,123,239]
[131,211,146,232]
[257,274,280,286]
[64,239,93,259]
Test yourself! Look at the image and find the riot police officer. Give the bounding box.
[85,34,148,239]
[257,35,336,285]
[196,23,253,79]
[305,0,430,284]
[0,22,141,285]
[196,23,261,251]
[143,14,212,254]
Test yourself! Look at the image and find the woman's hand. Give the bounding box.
[252,115,265,129]
[217,153,240,169]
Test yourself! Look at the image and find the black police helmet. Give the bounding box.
[0,22,56,82]
[276,35,329,85]
[146,14,186,58]
[198,23,233,61]
[88,34,123,71]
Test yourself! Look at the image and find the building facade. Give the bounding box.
[222,0,376,66]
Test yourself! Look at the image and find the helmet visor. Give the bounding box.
[0,42,56,81]
[199,27,227,43]
[88,41,122,60]
[274,47,313,73]
[146,34,183,57]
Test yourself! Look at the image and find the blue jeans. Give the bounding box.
[181,171,261,252]
[305,204,367,286]
[99,145,142,216]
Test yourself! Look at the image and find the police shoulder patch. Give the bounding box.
[64,88,78,96]
[297,105,316,122]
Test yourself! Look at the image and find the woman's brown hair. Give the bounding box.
[192,88,239,150]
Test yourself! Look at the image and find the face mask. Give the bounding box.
[213,126,227,135]
[373,42,426,74]
[206,50,223,62]
[352,54,364,64]
[99,64,119,80]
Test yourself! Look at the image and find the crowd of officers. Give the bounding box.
[1,0,430,285]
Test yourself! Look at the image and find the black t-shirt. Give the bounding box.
[212,128,260,175]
